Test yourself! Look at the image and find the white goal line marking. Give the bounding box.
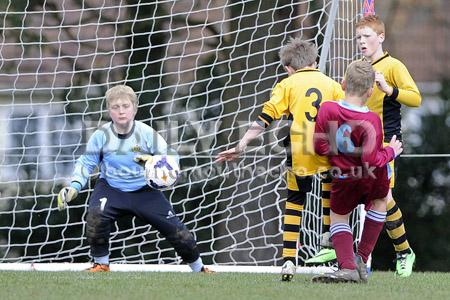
[0,263,335,274]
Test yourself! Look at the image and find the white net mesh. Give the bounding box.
[0,0,362,266]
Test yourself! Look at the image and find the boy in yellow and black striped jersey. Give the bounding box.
[309,15,421,277]
[216,37,344,281]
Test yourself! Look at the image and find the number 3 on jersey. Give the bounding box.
[304,88,322,122]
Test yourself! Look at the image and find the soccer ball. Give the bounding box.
[144,155,180,190]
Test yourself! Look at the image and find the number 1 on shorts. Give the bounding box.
[99,197,108,211]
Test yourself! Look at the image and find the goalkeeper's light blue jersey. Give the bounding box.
[71,120,178,192]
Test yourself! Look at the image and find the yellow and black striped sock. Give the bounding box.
[321,177,332,235]
[283,190,306,263]
[385,199,411,254]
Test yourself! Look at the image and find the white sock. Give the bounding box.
[189,257,204,272]
[93,255,109,265]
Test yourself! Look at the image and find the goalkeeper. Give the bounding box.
[216,38,344,281]
[309,15,420,277]
[57,85,212,273]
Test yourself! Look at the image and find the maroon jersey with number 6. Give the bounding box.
[314,101,395,214]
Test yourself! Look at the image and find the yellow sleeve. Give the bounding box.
[261,81,289,121]
[391,61,422,107]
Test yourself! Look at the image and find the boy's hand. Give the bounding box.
[215,146,243,163]
[388,135,403,157]
[57,187,78,210]
[375,71,393,96]
[134,154,153,164]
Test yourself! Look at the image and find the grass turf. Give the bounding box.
[1,271,449,300]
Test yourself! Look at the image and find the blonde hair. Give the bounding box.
[279,37,317,70]
[356,14,385,35]
[105,85,138,108]
[344,61,375,97]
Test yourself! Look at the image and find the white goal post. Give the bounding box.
[0,0,363,272]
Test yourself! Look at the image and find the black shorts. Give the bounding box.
[88,179,185,236]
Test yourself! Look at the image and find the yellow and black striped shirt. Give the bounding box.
[366,52,421,142]
[258,68,344,176]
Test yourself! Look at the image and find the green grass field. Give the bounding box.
[1,271,449,300]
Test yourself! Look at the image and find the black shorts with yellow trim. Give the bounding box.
[286,169,331,192]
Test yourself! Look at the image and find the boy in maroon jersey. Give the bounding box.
[311,61,403,283]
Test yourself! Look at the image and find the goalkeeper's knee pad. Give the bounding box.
[166,226,200,263]
[86,208,111,246]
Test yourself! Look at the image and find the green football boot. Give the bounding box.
[395,249,415,277]
[305,248,337,265]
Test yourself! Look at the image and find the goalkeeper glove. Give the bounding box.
[57,186,78,210]
[134,154,153,164]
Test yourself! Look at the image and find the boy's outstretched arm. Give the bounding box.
[216,81,289,163]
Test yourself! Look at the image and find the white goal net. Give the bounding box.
[0,0,362,270]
